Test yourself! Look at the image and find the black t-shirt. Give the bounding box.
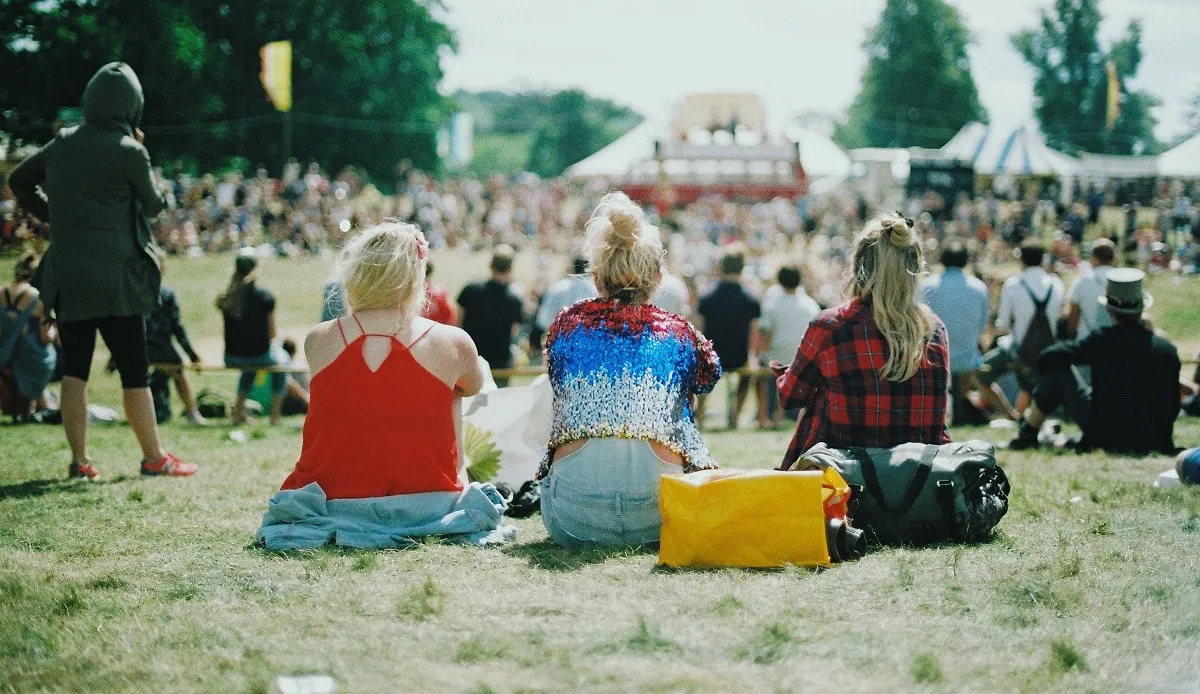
[457,279,523,368]
[697,280,762,370]
[1039,322,1180,454]
[223,285,275,357]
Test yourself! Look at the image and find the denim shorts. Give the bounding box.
[539,438,679,549]
[225,342,288,396]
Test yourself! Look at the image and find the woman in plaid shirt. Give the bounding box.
[773,213,950,470]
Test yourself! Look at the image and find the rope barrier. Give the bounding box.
[150,363,309,374]
[155,360,1200,380]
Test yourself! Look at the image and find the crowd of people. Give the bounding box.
[2,62,1198,551]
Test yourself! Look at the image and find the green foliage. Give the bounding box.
[452,635,507,663]
[396,576,443,621]
[1185,87,1200,134]
[911,652,944,683]
[463,421,501,483]
[623,615,679,654]
[711,595,744,616]
[736,623,793,664]
[836,0,986,149]
[1048,638,1088,673]
[0,0,456,180]
[453,88,640,177]
[469,133,535,178]
[1011,0,1159,154]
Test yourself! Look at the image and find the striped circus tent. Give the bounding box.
[940,122,1079,176]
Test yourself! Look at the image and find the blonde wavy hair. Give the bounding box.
[338,221,427,315]
[583,192,663,303]
[848,213,936,382]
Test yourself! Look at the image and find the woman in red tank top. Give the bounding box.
[279,222,486,500]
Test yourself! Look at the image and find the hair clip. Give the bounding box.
[893,211,914,229]
[414,230,430,261]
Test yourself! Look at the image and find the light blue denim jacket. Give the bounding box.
[256,482,516,550]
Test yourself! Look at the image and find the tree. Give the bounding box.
[1012,0,1159,154]
[1,0,457,181]
[453,89,641,176]
[1186,86,1200,133]
[524,89,637,177]
[835,0,986,150]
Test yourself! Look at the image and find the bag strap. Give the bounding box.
[1,287,29,311]
[857,445,937,517]
[1020,280,1051,311]
[935,479,962,540]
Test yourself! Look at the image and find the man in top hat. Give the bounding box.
[1009,268,1180,454]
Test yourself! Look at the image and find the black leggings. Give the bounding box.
[59,315,149,389]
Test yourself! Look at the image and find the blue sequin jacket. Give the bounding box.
[537,299,722,479]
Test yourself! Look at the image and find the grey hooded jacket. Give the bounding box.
[7,62,164,322]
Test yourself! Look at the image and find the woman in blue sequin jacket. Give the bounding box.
[538,192,722,548]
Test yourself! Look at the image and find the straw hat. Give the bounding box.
[1099,267,1153,316]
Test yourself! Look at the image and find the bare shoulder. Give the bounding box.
[419,320,477,357]
[305,319,347,374]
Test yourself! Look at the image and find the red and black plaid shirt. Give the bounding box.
[777,297,950,469]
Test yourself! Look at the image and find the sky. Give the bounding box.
[439,0,1200,143]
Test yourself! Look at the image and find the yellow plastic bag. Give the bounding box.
[658,468,848,568]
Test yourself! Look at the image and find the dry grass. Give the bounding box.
[1,235,1199,692]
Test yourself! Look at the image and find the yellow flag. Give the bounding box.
[1105,60,1120,130]
[260,40,292,113]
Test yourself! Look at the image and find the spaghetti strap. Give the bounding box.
[405,323,437,349]
[350,312,367,336]
[336,316,349,346]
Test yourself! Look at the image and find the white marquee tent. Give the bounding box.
[1158,131,1200,178]
[565,118,850,181]
[940,122,1079,176]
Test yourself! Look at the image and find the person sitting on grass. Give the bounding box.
[538,192,721,548]
[773,213,950,470]
[144,250,206,425]
[1008,268,1180,454]
[0,252,57,418]
[216,248,286,425]
[258,223,512,550]
[279,221,485,499]
[921,241,1016,423]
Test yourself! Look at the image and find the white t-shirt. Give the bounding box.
[760,289,821,365]
[995,267,1065,345]
[1067,264,1113,340]
[652,272,690,318]
[535,275,596,331]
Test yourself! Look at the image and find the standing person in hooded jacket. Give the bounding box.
[6,62,197,479]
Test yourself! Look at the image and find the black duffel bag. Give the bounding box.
[788,440,1010,545]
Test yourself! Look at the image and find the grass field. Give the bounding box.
[1,248,1200,692]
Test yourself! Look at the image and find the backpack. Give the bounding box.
[1016,281,1055,367]
[0,368,30,419]
[0,289,33,419]
[789,441,1010,545]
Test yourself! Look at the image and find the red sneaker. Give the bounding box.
[68,461,100,480]
[140,452,198,477]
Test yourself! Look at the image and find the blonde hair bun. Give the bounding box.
[882,215,913,247]
[607,208,641,251]
[584,192,663,303]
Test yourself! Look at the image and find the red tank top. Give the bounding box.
[280,316,462,499]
